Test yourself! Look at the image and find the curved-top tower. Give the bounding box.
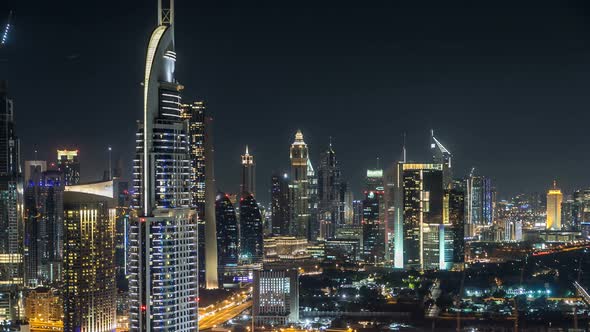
[130,1,198,330]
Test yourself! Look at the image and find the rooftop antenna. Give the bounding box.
[403,132,407,163]
[108,146,112,180]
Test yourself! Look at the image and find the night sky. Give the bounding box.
[2,0,590,204]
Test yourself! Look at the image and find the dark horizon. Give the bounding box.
[2,0,590,204]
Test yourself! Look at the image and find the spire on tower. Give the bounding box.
[245,145,249,155]
[158,0,175,26]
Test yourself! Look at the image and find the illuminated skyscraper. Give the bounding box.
[240,193,264,264]
[181,100,217,288]
[546,181,563,230]
[63,181,116,332]
[129,1,199,329]
[241,146,255,197]
[362,191,384,264]
[23,161,64,286]
[56,150,80,186]
[270,173,290,236]
[215,192,239,272]
[394,163,449,270]
[0,81,23,326]
[317,141,341,239]
[465,171,493,238]
[446,187,464,264]
[289,130,310,239]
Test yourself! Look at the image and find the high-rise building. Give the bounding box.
[394,163,448,270]
[63,181,116,332]
[561,199,575,231]
[546,181,563,230]
[240,193,264,264]
[181,100,217,289]
[289,130,310,239]
[446,188,464,264]
[352,199,362,225]
[241,146,255,197]
[56,150,80,186]
[0,81,23,325]
[253,269,299,326]
[317,141,341,239]
[271,173,290,236]
[129,1,199,330]
[362,191,385,264]
[23,161,64,286]
[307,159,319,241]
[465,172,493,238]
[114,179,131,291]
[341,183,354,225]
[215,192,239,272]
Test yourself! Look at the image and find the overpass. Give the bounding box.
[573,281,590,305]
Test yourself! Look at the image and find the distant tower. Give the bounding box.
[57,149,80,186]
[240,146,256,197]
[239,193,264,264]
[546,181,563,230]
[215,192,239,278]
[317,139,341,239]
[465,170,493,238]
[289,130,310,238]
[129,0,199,329]
[270,173,290,235]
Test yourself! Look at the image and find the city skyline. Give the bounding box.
[2,1,590,204]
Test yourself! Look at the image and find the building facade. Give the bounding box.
[253,269,299,327]
[215,192,239,274]
[63,181,116,332]
[546,181,563,230]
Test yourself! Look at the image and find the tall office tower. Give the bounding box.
[129,1,199,330]
[23,161,46,286]
[465,172,493,238]
[352,200,362,225]
[240,193,264,264]
[446,188,464,264]
[0,81,23,325]
[561,199,575,231]
[253,269,299,326]
[383,165,396,262]
[546,181,563,230]
[362,191,385,264]
[341,183,354,225]
[317,141,341,239]
[180,100,215,288]
[394,163,447,270]
[430,130,452,188]
[215,192,239,276]
[56,150,80,186]
[271,173,290,236]
[63,181,116,332]
[289,130,310,239]
[115,179,131,291]
[23,163,64,286]
[307,159,319,241]
[240,146,256,197]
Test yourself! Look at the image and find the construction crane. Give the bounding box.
[1,10,13,46]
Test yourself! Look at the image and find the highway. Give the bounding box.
[199,300,252,330]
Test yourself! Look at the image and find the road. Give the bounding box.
[199,300,252,330]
